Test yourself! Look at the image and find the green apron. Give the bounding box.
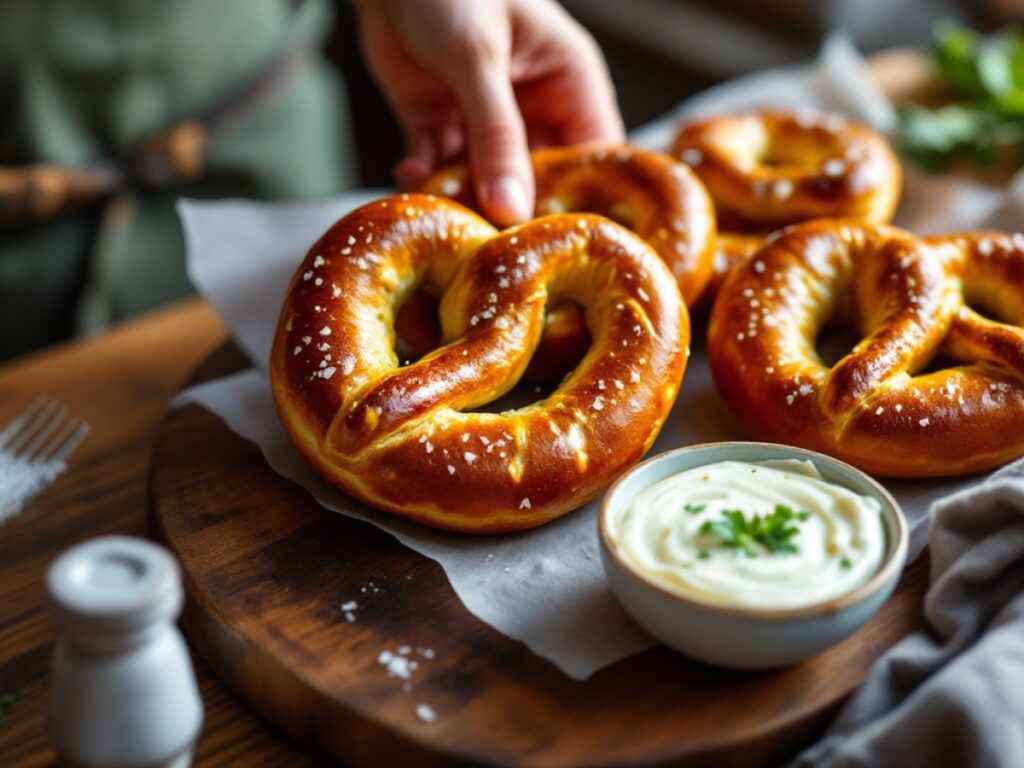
[0,0,355,360]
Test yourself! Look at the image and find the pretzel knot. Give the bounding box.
[708,220,1024,477]
[271,195,689,532]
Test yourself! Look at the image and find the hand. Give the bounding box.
[353,0,624,226]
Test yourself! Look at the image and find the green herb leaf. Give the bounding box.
[840,556,853,570]
[683,502,706,515]
[698,549,710,560]
[898,22,1024,171]
[698,504,806,557]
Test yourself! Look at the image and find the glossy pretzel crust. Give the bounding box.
[421,144,717,304]
[674,110,901,308]
[707,220,1024,477]
[271,195,689,532]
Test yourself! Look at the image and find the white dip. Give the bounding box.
[611,459,886,609]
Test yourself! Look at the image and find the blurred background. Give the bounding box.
[0,0,1015,362]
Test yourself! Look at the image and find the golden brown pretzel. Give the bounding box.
[674,110,901,309]
[673,110,901,227]
[271,194,689,533]
[707,220,1024,477]
[421,144,716,303]
[401,145,714,383]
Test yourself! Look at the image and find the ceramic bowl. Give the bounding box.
[598,441,908,669]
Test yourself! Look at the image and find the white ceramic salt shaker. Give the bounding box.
[46,535,203,768]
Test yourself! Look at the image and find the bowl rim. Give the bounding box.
[598,440,909,620]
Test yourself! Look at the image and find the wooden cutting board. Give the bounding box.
[150,342,929,767]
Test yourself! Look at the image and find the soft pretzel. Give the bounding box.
[271,194,688,533]
[403,145,714,383]
[421,145,716,303]
[707,220,1024,477]
[674,110,901,308]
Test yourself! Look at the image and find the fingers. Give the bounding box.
[559,33,625,145]
[513,31,625,148]
[447,51,535,226]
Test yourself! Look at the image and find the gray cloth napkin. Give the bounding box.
[791,459,1024,767]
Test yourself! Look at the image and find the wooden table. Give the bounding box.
[0,299,329,766]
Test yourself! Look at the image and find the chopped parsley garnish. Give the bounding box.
[698,504,809,557]
[697,549,711,560]
[840,556,853,570]
[683,502,706,515]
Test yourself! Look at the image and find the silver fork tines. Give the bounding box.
[0,396,89,523]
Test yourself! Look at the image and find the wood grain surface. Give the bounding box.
[151,341,929,768]
[0,300,329,767]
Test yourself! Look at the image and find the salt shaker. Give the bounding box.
[46,535,204,768]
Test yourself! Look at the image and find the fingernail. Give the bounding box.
[488,174,531,224]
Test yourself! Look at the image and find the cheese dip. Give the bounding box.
[611,459,885,609]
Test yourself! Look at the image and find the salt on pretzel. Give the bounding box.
[271,194,688,532]
[674,110,901,309]
[404,145,714,382]
[707,220,1024,477]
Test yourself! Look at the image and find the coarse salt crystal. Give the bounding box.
[772,179,794,200]
[681,148,702,166]
[823,159,845,178]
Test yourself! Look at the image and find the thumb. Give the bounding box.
[450,60,534,226]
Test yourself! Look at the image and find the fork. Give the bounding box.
[0,396,90,523]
